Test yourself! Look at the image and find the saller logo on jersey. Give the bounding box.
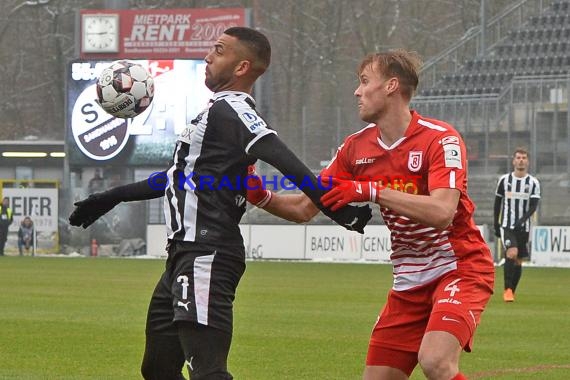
[443,144,462,169]
[355,157,376,165]
[239,111,267,131]
[408,151,423,172]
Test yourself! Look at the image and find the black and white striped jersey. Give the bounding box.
[495,172,541,231]
[163,91,276,247]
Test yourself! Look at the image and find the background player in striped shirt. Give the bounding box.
[248,49,495,380]
[70,27,371,380]
[494,148,541,302]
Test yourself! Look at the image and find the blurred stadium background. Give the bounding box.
[0,0,568,255]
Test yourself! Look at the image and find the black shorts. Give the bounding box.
[146,241,246,336]
[501,229,530,258]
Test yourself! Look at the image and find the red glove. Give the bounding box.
[246,165,272,208]
[320,177,381,212]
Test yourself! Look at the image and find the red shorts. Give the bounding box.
[366,269,494,376]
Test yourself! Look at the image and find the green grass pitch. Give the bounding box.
[0,257,569,379]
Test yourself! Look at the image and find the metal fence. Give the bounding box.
[412,75,570,175]
[412,75,570,225]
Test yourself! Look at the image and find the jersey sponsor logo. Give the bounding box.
[443,144,462,169]
[439,135,459,145]
[355,157,376,165]
[239,111,267,132]
[505,191,530,200]
[408,151,423,172]
[178,124,196,144]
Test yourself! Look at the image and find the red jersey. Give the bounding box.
[322,111,494,291]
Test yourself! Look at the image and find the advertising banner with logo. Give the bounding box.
[532,226,570,267]
[80,8,246,60]
[305,225,362,260]
[4,188,58,254]
[66,59,212,166]
[360,225,392,262]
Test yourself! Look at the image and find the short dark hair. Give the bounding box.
[513,147,529,158]
[224,27,271,74]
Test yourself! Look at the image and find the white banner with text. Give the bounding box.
[532,226,570,267]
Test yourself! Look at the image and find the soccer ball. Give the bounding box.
[96,60,154,119]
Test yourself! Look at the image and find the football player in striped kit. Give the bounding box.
[248,50,495,380]
[70,27,371,380]
[494,148,541,302]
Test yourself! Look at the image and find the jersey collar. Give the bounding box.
[212,90,256,105]
[376,110,420,150]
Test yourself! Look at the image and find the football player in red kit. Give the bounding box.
[247,49,495,380]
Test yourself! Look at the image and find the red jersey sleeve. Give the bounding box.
[319,142,354,179]
[426,133,467,192]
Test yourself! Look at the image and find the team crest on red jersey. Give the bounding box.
[408,151,423,172]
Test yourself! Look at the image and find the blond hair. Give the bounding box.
[358,49,423,100]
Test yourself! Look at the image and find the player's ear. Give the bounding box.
[234,60,252,77]
[386,77,399,94]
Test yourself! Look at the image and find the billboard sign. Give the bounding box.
[532,226,570,267]
[80,8,246,60]
[66,59,213,166]
[4,188,59,254]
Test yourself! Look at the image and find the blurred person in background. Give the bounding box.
[87,168,105,194]
[0,197,13,256]
[494,148,540,302]
[18,216,34,256]
[247,49,494,380]
[69,26,370,380]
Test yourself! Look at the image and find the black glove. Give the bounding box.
[69,191,121,228]
[513,223,524,232]
[494,224,501,238]
[321,204,372,234]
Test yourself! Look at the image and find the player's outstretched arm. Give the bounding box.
[246,166,318,223]
[321,176,460,229]
[248,135,371,233]
[69,172,167,229]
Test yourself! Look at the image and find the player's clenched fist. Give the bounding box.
[69,191,120,228]
[320,177,382,211]
[246,165,272,208]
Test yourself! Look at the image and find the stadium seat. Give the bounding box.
[552,1,568,13]
[497,43,514,56]
[528,15,540,26]
[552,25,563,40]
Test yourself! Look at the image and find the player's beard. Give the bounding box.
[205,62,239,92]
